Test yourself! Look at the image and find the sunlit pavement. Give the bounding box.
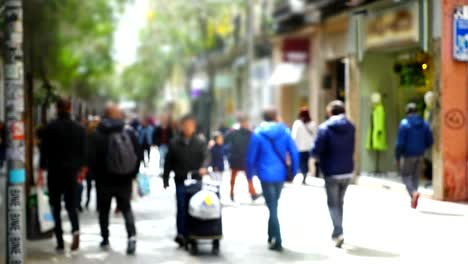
[27,155,468,263]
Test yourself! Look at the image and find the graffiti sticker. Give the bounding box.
[445,109,466,130]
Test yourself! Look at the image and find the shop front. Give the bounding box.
[358,1,434,187]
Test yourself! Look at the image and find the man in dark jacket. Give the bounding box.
[246,108,299,251]
[163,114,208,247]
[311,100,355,248]
[39,98,87,252]
[224,114,259,201]
[395,103,433,209]
[91,104,142,255]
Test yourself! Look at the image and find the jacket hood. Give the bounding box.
[325,115,354,134]
[257,122,289,139]
[405,114,424,128]
[98,117,125,134]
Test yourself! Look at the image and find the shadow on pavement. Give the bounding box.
[418,210,465,217]
[344,245,400,258]
[281,248,329,262]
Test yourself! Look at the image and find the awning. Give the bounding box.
[268,63,305,86]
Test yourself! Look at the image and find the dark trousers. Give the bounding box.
[324,177,350,239]
[175,184,187,237]
[48,170,80,244]
[299,152,309,182]
[97,184,136,240]
[261,182,284,245]
[400,156,423,197]
[143,144,151,165]
[85,173,94,208]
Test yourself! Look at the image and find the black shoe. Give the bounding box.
[269,243,283,252]
[100,239,110,250]
[333,235,344,248]
[174,235,186,248]
[251,193,262,201]
[127,239,137,255]
[56,243,65,253]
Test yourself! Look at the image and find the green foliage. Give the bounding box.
[118,0,243,110]
[23,0,129,102]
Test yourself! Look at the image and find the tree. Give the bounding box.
[118,0,244,114]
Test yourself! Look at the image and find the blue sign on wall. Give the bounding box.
[454,7,468,61]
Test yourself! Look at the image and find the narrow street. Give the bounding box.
[26,156,468,264]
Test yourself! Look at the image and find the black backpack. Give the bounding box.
[106,130,138,175]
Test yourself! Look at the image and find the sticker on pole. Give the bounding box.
[9,169,25,184]
[11,121,24,140]
[454,6,468,61]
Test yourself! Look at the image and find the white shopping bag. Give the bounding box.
[189,190,221,220]
[36,187,55,233]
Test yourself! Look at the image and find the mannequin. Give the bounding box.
[366,92,387,174]
[423,91,434,186]
[424,91,434,123]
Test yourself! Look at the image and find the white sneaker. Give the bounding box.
[333,235,344,248]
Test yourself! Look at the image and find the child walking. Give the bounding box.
[210,132,226,182]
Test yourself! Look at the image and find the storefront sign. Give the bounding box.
[453,6,468,61]
[282,38,310,64]
[366,2,419,50]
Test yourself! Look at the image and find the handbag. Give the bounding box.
[137,173,151,197]
[262,135,294,182]
[36,186,55,233]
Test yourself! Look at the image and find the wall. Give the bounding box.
[440,0,468,201]
[359,52,402,173]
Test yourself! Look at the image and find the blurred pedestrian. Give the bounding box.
[225,114,260,202]
[163,114,209,248]
[246,107,299,251]
[0,121,6,169]
[92,103,142,255]
[311,100,355,248]
[210,132,225,182]
[153,113,174,173]
[138,117,154,167]
[38,98,87,252]
[292,107,317,184]
[84,116,100,210]
[395,103,433,209]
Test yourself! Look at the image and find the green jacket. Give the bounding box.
[366,103,387,151]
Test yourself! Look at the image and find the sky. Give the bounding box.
[113,0,150,69]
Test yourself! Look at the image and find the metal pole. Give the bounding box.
[245,0,255,113]
[4,0,26,263]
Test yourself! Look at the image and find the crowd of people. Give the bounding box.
[36,96,433,255]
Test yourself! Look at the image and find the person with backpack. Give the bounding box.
[38,98,87,252]
[163,114,209,248]
[91,103,142,255]
[292,107,317,184]
[395,103,434,209]
[246,107,299,252]
[311,100,355,248]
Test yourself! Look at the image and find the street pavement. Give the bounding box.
[26,155,468,263]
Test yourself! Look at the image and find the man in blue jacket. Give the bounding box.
[311,100,355,248]
[246,107,299,251]
[396,103,433,209]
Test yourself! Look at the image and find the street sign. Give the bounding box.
[453,6,468,61]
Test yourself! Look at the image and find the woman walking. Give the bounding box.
[292,107,317,184]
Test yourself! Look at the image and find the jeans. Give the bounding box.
[261,182,284,245]
[299,152,310,181]
[159,144,168,170]
[175,184,187,237]
[400,156,423,197]
[97,184,136,240]
[47,169,80,245]
[324,177,350,239]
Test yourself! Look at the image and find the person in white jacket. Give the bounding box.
[292,107,317,184]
